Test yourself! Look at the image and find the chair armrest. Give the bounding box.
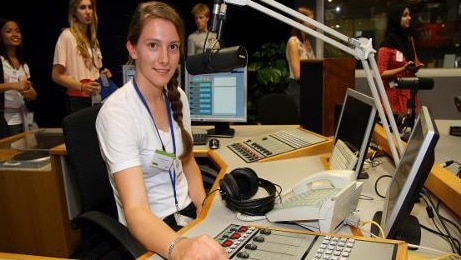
[78,211,147,258]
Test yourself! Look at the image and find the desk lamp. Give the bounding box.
[222,0,404,165]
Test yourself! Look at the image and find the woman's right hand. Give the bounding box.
[15,81,30,91]
[171,235,229,260]
[81,80,100,95]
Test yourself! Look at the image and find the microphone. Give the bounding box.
[392,77,434,90]
[210,0,222,34]
[185,45,248,75]
[216,3,227,41]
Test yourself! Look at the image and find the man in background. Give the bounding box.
[187,3,220,56]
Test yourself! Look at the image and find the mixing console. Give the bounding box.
[227,128,328,163]
[215,224,403,260]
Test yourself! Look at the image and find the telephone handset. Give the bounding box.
[289,169,355,196]
[265,169,363,232]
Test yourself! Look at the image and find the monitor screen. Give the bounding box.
[334,88,377,179]
[375,106,439,245]
[184,67,247,138]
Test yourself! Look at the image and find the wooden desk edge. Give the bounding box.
[0,252,75,260]
[373,124,461,219]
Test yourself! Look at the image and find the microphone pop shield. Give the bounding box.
[185,45,248,75]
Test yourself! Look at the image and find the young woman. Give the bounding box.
[0,18,37,137]
[95,2,228,259]
[52,0,111,114]
[378,4,423,118]
[285,6,316,113]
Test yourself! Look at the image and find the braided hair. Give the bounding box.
[127,1,193,159]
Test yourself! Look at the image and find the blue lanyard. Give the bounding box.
[133,79,179,206]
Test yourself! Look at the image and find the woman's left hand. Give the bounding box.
[20,81,37,100]
[101,68,113,78]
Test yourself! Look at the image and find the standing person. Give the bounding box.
[285,6,316,113]
[187,3,220,56]
[0,18,37,137]
[95,2,228,259]
[52,0,112,115]
[377,4,423,121]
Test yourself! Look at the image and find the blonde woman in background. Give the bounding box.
[52,0,112,114]
[285,6,316,113]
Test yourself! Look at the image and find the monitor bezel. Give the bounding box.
[333,88,377,179]
[380,106,439,240]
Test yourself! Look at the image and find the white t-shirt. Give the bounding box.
[52,28,101,97]
[1,56,29,125]
[286,36,315,79]
[187,30,219,56]
[96,80,193,224]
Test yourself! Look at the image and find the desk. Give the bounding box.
[3,125,458,259]
[140,125,409,260]
[0,130,80,258]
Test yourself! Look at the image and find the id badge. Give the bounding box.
[174,212,194,226]
[151,149,175,170]
[173,158,184,177]
[9,70,19,82]
[396,51,404,62]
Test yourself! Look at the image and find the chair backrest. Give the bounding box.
[257,93,299,124]
[62,104,117,219]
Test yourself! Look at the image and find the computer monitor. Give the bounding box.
[334,88,377,179]
[372,106,439,245]
[184,67,247,138]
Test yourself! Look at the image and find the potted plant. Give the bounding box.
[246,41,290,123]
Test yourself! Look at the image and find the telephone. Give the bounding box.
[265,169,363,232]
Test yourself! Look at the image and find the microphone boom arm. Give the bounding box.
[224,0,404,165]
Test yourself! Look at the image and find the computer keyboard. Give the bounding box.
[330,139,358,170]
[192,131,208,145]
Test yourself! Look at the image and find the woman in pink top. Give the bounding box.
[52,0,111,114]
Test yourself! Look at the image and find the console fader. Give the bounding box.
[215,224,401,260]
[227,128,328,163]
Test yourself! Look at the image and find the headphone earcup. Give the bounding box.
[229,167,259,200]
[219,173,240,200]
[220,167,278,216]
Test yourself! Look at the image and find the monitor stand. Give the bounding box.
[207,122,235,138]
[371,211,421,247]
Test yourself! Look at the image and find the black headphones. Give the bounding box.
[219,167,278,216]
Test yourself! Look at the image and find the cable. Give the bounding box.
[359,220,385,239]
[420,223,461,253]
[429,253,461,260]
[425,192,461,254]
[374,174,392,198]
[407,244,461,259]
[420,192,461,254]
[439,160,461,168]
[202,189,219,207]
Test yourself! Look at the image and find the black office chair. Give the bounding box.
[62,104,147,259]
[257,93,299,124]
